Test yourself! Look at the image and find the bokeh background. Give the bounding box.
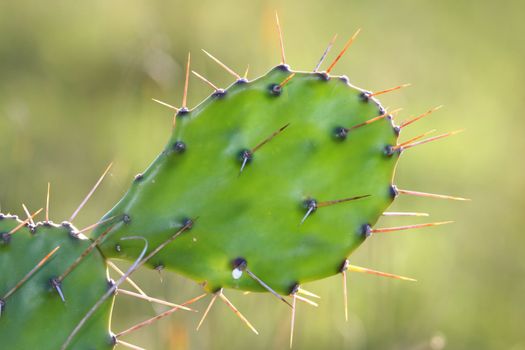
[1,1,523,349]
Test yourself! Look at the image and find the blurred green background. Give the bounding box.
[1,1,523,349]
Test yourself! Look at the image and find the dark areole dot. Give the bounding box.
[122,214,131,224]
[232,257,248,270]
[134,173,144,182]
[339,259,350,273]
[212,89,227,98]
[275,64,291,72]
[289,282,300,295]
[115,243,121,253]
[176,107,189,117]
[173,141,186,154]
[182,217,194,230]
[1,232,11,245]
[303,198,318,212]
[269,83,282,96]
[360,223,372,238]
[389,185,399,198]
[334,126,348,140]
[359,91,371,103]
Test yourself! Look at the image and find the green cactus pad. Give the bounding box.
[0,215,114,350]
[96,66,400,295]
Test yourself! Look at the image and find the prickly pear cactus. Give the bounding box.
[0,215,114,350]
[0,21,463,349]
[95,65,399,295]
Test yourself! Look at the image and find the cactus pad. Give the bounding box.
[0,215,115,350]
[96,66,399,295]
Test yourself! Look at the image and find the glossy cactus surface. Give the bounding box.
[96,66,399,295]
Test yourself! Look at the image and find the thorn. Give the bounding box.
[116,340,145,350]
[244,64,250,79]
[239,151,252,174]
[50,278,66,302]
[57,222,117,283]
[218,290,259,335]
[182,52,191,109]
[294,294,318,307]
[289,293,296,348]
[107,260,147,297]
[196,292,219,331]
[275,12,286,64]
[317,194,370,208]
[135,218,196,269]
[300,199,317,225]
[297,287,320,299]
[69,162,113,222]
[369,83,411,97]
[279,73,296,88]
[397,188,470,201]
[393,129,437,150]
[151,98,179,112]
[342,269,348,322]
[202,49,241,80]
[78,216,116,234]
[371,221,454,234]
[192,70,220,91]
[347,108,402,132]
[245,269,292,308]
[21,204,34,226]
[399,129,464,150]
[3,245,60,300]
[46,182,50,222]
[61,236,149,350]
[400,105,443,129]
[314,33,338,72]
[347,264,417,282]
[326,28,361,74]
[382,212,429,217]
[8,208,43,235]
[251,123,290,153]
[115,293,206,338]
[117,289,194,312]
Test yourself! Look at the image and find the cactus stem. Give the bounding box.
[107,260,147,297]
[397,188,470,201]
[326,28,361,74]
[382,211,430,217]
[218,290,259,335]
[21,204,34,225]
[116,289,195,312]
[371,221,454,234]
[196,292,219,331]
[393,129,437,150]
[2,245,60,301]
[399,129,464,151]
[314,33,338,72]
[182,52,191,109]
[399,105,443,129]
[7,208,43,236]
[151,98,179,112]
[56,222,117,285]
[69,162,113,222]
[369,83,411,97]
[116,293,207,338]
[116,340,145,350]
[274,12,286,65]
[278,73,296,88]
[192,70,221,91]
[45,182,51,222]
[202,49,241,80]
